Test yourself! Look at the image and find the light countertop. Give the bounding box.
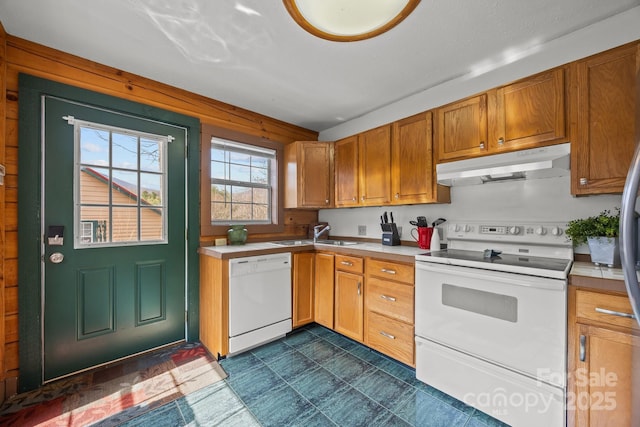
[199,240,428,263]
[570,261,625,281]
[569,261,638,294]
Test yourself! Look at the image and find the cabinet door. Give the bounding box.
[436,94,488,161]
[314,252,335,329]
[359,125,391,206]
[334,270,364,341]
[335,135,360,207]
[300,141,334,208]
[572,324,640,426]
[572,42,639,195]
[391,112,437,204]
[293,252,314,328]
[491,67,567,151]
[284,141,333,209]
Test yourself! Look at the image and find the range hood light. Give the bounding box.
[437,143,571,186]
[481,172,527,183]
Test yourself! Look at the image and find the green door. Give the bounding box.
[42,96,186,381]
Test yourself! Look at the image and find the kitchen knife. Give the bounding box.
[390,212,394,223]
[383,212,389,223]
[432,217,447,227]
[380,215,384,224]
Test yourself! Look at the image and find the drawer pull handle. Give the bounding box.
[341,261,353,266]
[595,307,636,320]
[579,335,586,362]
[381,268,396,275]
[357,281,361,296]
[379,331,395,340]
[380,294,397,302]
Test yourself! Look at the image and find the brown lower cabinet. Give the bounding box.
[297,252,416,367]
[364,258,415,366]
[568,287,640,426]
[333,255,365,341]
[292,252,315,328]
[314,252,335,329]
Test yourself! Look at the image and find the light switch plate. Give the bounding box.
[358,225,366,235]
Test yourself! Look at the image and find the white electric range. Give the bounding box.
[415,221,573,427]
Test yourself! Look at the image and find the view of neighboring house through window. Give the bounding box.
[74,120,169,248]
[210,137,275,224]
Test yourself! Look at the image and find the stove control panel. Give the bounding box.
[448,221,568,244]
[479,225,516,235]
[445,221,573,258]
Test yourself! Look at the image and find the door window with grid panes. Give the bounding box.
[73,120,169,248]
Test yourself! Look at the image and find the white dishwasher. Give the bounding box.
[228,252,292,355]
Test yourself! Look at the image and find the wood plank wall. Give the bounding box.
[0,22,9,402]
[0,31,318,399]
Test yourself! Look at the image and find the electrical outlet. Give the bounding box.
[397,226,402,237]
[358,225,366,236]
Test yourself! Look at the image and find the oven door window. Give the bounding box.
[442,283,517,323]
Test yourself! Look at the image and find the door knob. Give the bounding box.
[49,252,64,264]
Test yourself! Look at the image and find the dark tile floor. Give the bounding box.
[125,324,509,426]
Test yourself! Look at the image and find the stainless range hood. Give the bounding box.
[436,143,570,186]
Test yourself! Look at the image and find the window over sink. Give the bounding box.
[210,138,274,224]
[200,124,284,236]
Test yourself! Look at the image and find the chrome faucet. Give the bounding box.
[313,224,331,243]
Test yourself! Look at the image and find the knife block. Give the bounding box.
[381,223,401,246]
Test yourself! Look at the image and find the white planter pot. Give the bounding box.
[587,236,620,267]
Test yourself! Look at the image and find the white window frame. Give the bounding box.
[209,137,276,225]
[72,119,169,249]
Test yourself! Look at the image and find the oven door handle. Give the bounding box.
[415,262,566,291]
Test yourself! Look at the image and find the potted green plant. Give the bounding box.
[565,208,620,267]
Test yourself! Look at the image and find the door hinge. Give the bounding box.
[185,311,189,323]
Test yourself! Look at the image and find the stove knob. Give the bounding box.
[509,226,520,235]
[535,226,547,236]
[453,224,461,232]
[551,227,562,236]
[464,225,472,232]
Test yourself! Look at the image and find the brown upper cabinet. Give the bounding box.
[489,67,568,151]
[285,140,334,208]
[335,125,392,207]
[359,125,392,206]
[391,112,450,205]
[436,93,489,161]
[334,135,360,207]
[571,42,639,195]
[436,67,569,162]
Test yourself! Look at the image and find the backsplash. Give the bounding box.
[318,176,621,254]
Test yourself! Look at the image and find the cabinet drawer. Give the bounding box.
[366,259,414,284]
[576,289,639,332]
[367,311,414,366]
[335,255,363,274]
[366,277,414,324]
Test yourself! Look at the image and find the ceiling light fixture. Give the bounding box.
[283,0,420,42]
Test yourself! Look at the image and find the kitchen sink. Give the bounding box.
[314,240,359,246]
[270,240,314,246]
[270,239,359,246]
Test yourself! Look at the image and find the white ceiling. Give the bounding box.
[0,0,638,133]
